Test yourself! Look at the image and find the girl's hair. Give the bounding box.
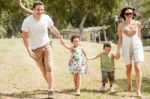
[120,7,136,20]
[71,35,80,43]
[103,43,111,49]
[33,0,44,9]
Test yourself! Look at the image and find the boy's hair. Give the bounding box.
[71,35,80,43]
[33,0,44,9]
[103,43,111,49]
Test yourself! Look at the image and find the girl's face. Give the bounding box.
[124,9,133,20]
[72,38,80,47]
[104,47,111,54]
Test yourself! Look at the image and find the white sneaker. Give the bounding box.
[76,88,80,96]
[108,87,115,93]
[99,86,105,92]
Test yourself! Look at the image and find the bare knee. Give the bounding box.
[126,64,132,74]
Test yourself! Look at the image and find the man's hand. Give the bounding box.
[28,49,37,60]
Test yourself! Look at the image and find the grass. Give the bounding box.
[0,38,150,99]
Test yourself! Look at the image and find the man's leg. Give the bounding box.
[44,45,54,91]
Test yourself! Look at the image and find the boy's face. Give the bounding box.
[72,38,80,47]
[104,47,111,54]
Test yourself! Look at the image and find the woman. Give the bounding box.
[117,7,144,98]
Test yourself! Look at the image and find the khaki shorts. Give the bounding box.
[32,43,53,72]
[101,71,115,84]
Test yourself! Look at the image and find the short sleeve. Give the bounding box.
[21,19,29,32]
[47,16,54,28]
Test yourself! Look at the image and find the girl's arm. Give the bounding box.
[88,53,100,60]
[81,48,87,59]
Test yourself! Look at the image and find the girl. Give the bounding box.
[61,35,88,96]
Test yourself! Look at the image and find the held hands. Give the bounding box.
[115,51,120,59]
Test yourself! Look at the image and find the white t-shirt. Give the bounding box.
[21,14,54,49]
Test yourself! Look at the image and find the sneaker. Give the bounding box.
[108,86,115,93]
[99,86,105,92]
[48,89,54,98]
[76,88,80,96]
[137,91,143,99]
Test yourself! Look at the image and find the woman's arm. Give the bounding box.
[137,21,142,39]
[113,53,120,60]
[117,23,123,53]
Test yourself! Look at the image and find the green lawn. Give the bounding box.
[0,38,149,99]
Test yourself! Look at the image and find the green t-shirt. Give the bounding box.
[100,52,115,72]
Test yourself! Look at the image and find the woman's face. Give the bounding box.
[124,9,133,20]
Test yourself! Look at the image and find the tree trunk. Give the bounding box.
[79,11,88,40]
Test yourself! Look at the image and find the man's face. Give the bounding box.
[33,5,44,17]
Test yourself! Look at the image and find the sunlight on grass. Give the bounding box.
[0,38,150,99]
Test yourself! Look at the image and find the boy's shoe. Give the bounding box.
[108,86,115,93]
[48,89,54,98]
[99,86,105,92]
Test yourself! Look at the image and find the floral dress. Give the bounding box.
[68,47,87,74]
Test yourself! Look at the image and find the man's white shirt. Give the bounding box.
[21,14,53,49]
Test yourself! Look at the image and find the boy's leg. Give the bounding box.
[108,71,115,87]
[108,71,115,92]
[100,71,108,91]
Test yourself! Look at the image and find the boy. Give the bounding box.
[88,43,120,92]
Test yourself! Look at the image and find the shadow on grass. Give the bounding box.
[115,76,150,94]
[0,89,54,99]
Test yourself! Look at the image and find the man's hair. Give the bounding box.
[71,35,80,43]
[33,0,44,9]
[103,43,111,49]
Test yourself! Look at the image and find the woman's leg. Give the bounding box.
[134,62,142,95]
[126,64,132,91]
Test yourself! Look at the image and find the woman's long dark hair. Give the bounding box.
[120,7,136,20]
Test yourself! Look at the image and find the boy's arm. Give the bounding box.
[113,53,120,60]
[88,53,100,60]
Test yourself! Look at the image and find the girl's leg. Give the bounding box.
[134,62,142,97]
[73,74,77,89]
[126,64,132,91]
[76,73,81,95]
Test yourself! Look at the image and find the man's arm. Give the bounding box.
[49,25,65,45]
[22,31,36,59]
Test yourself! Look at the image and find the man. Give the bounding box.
[21,1,63,97]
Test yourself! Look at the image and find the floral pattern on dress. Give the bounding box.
[68,47,87,74]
